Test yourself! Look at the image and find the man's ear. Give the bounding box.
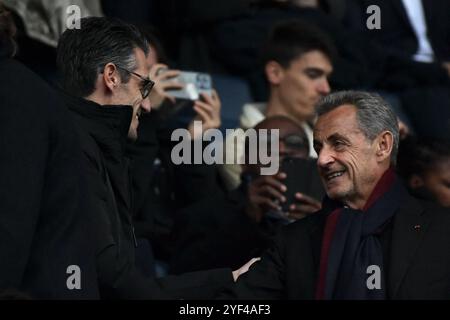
[265,61,284,85]
[102,63,120,92]
[375,131,394,163]
[409,174,424,189]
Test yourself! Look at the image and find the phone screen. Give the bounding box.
[165,71,213,100]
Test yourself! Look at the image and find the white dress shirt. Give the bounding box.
[401,0,435,62]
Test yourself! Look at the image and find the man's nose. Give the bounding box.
[317,78,331,95]
[317,147,334,168]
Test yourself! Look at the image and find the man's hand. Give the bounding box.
[148,63,184,109]
[245,173,287,223]
[232,257,261,281]
[287,192,322,220]
[188,90,222,139]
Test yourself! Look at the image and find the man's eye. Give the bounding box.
[305,70,322,79]
[333,141,346,150]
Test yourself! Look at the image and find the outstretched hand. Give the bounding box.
[232,257,261,281]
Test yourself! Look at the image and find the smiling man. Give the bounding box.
[57,17,240,299]
[220,91,450,300]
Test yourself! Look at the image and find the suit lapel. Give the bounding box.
[421,0,437,38]
[392,0,414,33]
[388,197,428,299]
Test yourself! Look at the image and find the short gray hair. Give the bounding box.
[316,91,399,164]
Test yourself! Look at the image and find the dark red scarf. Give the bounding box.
[315,168,397,300]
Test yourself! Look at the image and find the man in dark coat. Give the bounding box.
[220,91,450,299]
[57,17,237,299]
[0,6,98,299]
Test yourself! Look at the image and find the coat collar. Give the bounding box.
[315,169,428,298]
[63,92,133,160]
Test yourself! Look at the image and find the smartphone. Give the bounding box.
[279,157,325,213]
[159,70,213,100]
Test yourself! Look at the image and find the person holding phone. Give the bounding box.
[169,116,322,274]
[219,20,334,191]
[243,116,323,224]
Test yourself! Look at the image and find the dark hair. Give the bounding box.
[397,137,450,180]
[316,90,400,164]
[57,17,149,97]
[261,19,335,68]
[0,4,17,57]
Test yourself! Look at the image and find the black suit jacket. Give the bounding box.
[0,58,99,299]
[346,0,450,61]
[220,194,450,299]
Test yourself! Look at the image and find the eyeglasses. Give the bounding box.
[116,65,155,99]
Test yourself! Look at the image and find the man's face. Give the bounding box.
[421,159,450,207]
[278,123,309,160]
[313,105,381,208]
[275,50,332,121]
[114,48,151,140]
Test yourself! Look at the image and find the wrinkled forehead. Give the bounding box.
[314,105,360,140]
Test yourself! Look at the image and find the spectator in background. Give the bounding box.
[0,4,98,299]
[126,27,225,275]
[2,0,103,82]
[170,116,320,274]
[164,0,414,136]
[219,20,333,191]
[397,138,450,208]
[344,0,450,140]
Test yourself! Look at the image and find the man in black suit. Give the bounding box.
[345,0,450,140]
[346,0,450,63]
[220,91,450,299]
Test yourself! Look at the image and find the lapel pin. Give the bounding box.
[414,225,421,231]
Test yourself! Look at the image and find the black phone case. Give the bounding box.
[280,157,325,212]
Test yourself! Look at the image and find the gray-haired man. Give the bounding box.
[220,91,450,300]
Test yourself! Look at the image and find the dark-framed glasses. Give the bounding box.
[116,65,155,99]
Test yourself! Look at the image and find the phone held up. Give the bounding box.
[158,69,213,100]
